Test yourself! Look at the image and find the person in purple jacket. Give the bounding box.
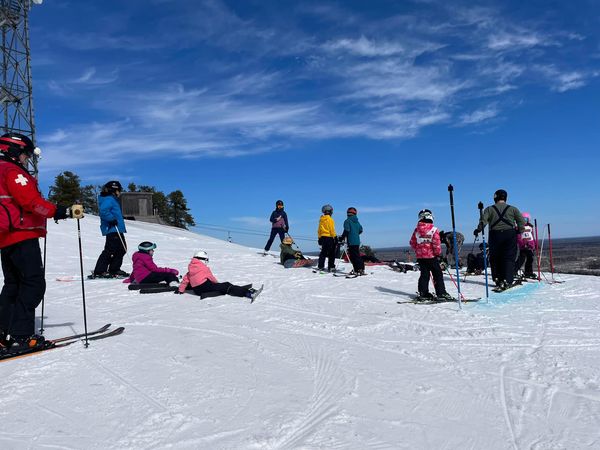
[263,200,289,253]
[130,242,179,284]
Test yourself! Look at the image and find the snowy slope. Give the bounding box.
[1,216,600,449]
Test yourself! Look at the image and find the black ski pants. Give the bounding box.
[516,248,535,276]
[347,245,364,272]
[192,280,250,298]
[489,229,518,285]
[94,232,127,275]
[417,258,447,296]
[264,228,285,252]
[140,271,179,284]
[318,236,336,270]
[0,239,45,337]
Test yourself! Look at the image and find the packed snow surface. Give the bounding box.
[1,217,599,449]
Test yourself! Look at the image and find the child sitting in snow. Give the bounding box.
[129,241,179,284]
[176,250,261,300]
[279,237,315,268]
[409,210,453,301]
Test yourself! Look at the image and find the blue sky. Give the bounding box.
[31,0,600,250]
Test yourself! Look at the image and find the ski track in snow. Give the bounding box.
[1,216,600,449]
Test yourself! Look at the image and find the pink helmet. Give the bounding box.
[522,212,531,222]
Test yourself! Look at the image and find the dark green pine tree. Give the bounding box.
[127,182,137,192]
[166,190,195,229]
[48,171,83,205]
[80,185,101,215]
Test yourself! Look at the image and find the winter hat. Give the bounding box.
[276,200,284,207]
[282,236,293,245]
[346,207,357,215]
[138,241,156,252]
[322,204,333,214]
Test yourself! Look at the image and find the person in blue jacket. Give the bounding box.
[92,180,129,278]
[263,200,289,253]
[339,207,365,276]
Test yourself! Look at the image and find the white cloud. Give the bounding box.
[459,105,499,125]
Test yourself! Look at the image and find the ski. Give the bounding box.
[1,326,124,362]
[250,284,264,304]
[139,286,178,294]
[398,297,481,305]
[51,323,112,343]
[128,283,171,291]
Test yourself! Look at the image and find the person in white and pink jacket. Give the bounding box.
[176,250,260,300]
[409,209,452,301]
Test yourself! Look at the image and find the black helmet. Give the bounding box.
[103,180,123,195]
[0,133,39,160]
[494,189,508,202]
[138,241,156,252]
[276,199,284,207]
[418,209,434,222]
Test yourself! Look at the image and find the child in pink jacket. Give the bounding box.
[516,212,536,278]
[176,250,260,300]
[130,242,179,284]
[409,209,452,301]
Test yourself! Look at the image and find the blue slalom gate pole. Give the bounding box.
[447,185,462,309]
[478,201,490,301]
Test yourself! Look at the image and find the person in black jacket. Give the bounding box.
[264,200,289,253]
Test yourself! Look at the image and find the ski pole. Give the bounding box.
[447,185,462,309]
[478,201,489,301]
[39,219,47,335]
[75,216,90,347]
[548,223,556,282]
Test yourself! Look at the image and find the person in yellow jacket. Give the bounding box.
[317,204,337,271]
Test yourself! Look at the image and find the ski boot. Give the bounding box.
[414,292,435,302]
[109,270,130,279]
[436,292,455,301]
[4,334,47,354]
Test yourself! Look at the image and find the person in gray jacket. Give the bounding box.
[474,189,526,290]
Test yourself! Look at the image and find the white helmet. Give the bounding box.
[418,209,434,222]
[194,250,209,262]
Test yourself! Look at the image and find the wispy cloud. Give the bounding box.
[459,104,499,125]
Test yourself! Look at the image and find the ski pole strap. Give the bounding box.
[490,205,513,229]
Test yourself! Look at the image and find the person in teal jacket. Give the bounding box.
[92,181,129,278]
[339,207,365,275]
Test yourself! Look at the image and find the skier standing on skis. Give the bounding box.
[176,251,261,300]
[92,180,129,278]
[474,189,526,290]
[129,242,179,285]
[515,212,536,279]
[0,133,71,352]
[263,200,288,253]
[339,207,365,276]
[317,204,337,272]
[409,209,452,300]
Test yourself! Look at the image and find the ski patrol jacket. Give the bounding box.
[517,223,536,250]
[99,194,126,236]
[409,222,442,259]
[318,214,336,238]
[0,157,56,248]
[178,258,218,293]
[131,251,177,283]
[342,214,363,246]
[269,209,289,230]
[477,202,525,233]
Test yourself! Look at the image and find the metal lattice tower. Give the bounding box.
[0,0,37,174]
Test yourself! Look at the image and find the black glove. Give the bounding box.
[53,205,70,222]
[473,228,480,237]
[173,290,183,295]
[337,236,345,244]
[108,220,118,227]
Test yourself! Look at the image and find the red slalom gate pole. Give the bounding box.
[534,219,541,282]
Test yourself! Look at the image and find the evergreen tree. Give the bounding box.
[48,171,83,205]
[127,182,137,192]
[81,184,101,215]
[166,190,195,229]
